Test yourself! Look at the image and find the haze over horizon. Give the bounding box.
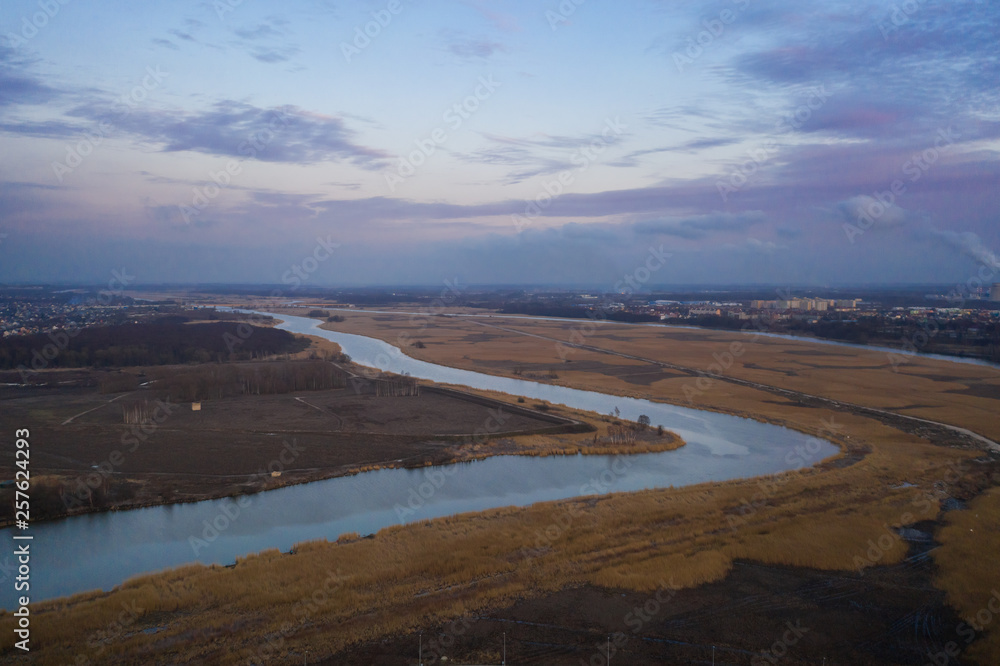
[1,0,998,288]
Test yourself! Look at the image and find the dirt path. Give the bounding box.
[293,396,345,428]
[60,391,135,425]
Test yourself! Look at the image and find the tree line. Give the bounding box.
[146,360,349,401]
[687,314,1000,361]
[0,321,308,369]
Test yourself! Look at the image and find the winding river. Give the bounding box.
[0,312,838,609]
[320,306,1000,369]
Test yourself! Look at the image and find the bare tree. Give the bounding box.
[606,425,637,447]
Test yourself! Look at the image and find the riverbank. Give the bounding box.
[0,337,684,528]
[5,412,993,664]
[4,309,998,664]
[272,303,1000,368]
[307,308,1000,444]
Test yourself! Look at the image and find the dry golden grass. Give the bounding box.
[319,312,1000,441]
[3,308,996,663]
[288,332,343,360]
[934,487,1000,664]
[429,392,685,461]
[1,407,986,663]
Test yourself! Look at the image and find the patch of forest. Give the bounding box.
[0,321,308,369]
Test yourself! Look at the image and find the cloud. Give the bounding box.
[0,181,66,221]
[151,38,180,51]
[775,226,803,240]
[610,147,673,168]
[325,180,362,191]
[458,129,627,183]
[481,131,624,151]
[447,37,506,59]
[148,17,214,52]
[644,104,704,129]
[611,138,739,167]
[232,18,299,63]
[726,2,1000,145]
[633,212,767,240]
[803,99,902,137]
[548,222,627,244]
[836,195,909,229]
[295,144,999,240]
[247,46,298,63]
[458,143,574,183]
[234,24,283,41]
[680,137,740,151]
[743,237,783,253]
[249,190,321,207]
[0,118,84,138]
[0,46,60,107]
[145,203,192,228]
[168,28,196,43]
[66,101,389,167]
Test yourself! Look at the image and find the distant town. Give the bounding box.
[2,284,999,363]
[0,287,144,338]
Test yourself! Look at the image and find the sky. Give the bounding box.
[0,0,998,289]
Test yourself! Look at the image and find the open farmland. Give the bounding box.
[0,358,637,524]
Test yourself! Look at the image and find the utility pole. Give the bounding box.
[607,635,611,664]
[419,632,423,666]
[712,645,715,665]
[503,631,506,665]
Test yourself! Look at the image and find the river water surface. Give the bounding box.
[0,311,838,608]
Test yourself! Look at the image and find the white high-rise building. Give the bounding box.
[991,284,1000,301]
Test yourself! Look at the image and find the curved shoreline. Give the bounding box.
[0,313,843,607]
[306,305,1000,369]
[301,311,999,455]
[0,378,684,529]
[467,317,1000,453]
[9,303,991,536]
[8,312,997,664]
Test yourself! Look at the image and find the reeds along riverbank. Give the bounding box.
[4,416,990,665]
[934,487,1000,663]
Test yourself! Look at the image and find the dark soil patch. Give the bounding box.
[0,375,572,523]
[744,362,799,377]
[794,363,890,371]
[780,349,852,357]
[332,526,974,665]
[617,370,683,386]
[473,358,688,383]
[946,384,1000,400]
[902,373,969,384]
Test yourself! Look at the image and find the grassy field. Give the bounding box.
[1,348,675,524]
[3,420,993,663]
[934,487,1000,663]
[310,309,1000,442]
[1,308,997,663]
